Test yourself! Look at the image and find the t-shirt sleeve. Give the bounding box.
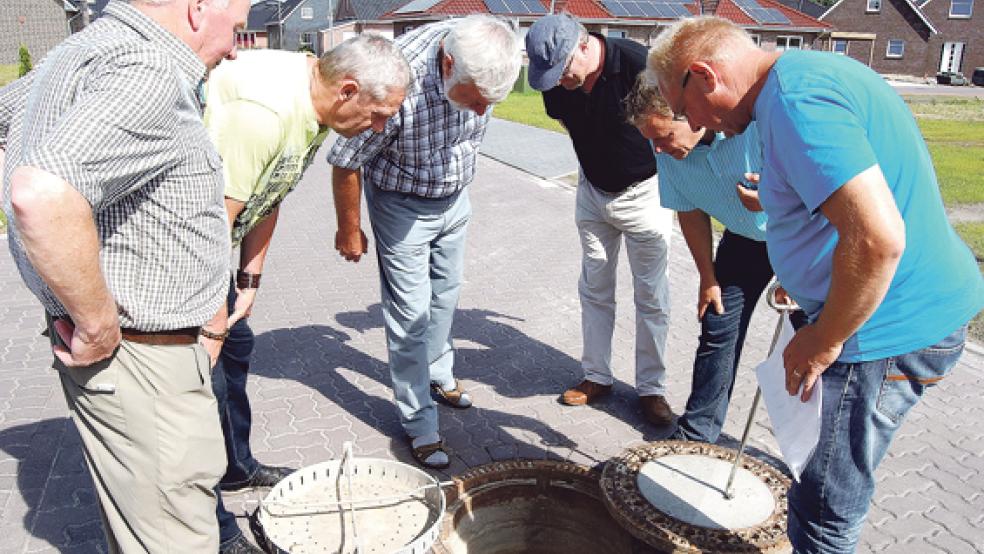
[207,100,281,202]
[767,88,878,213]
[656,153,696,212]
[19,49,182,209]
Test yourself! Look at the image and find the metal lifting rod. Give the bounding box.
[723,282,797,499]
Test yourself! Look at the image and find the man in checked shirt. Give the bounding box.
[1,0,248,551]
[327,15,522,469]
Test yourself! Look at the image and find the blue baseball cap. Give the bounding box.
[525,13,580,91]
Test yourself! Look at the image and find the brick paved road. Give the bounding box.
[1,136,981,552]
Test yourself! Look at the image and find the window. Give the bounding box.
[949,0,973,17]
[833,39,848,55]
[776,36,803,51]
[749,34,761,46]
[300,6,313,19]
[300,32,314,49]
[886,39,904,58]
[235,31,257,49]
[866,0,881,11]
[607,29,627,38]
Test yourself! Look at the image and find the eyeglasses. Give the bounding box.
[671,69,692,122]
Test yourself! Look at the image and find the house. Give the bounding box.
[819,0,981,78]
[2,1,71,65]
[380,0,830,55]
[65,0,111,33]
[319,0,408,50]
[262,0,340,55]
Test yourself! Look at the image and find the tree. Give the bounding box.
[18,44,32,77]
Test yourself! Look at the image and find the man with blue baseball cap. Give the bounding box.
[526,13,675,426]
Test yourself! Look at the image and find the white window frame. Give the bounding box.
[607,29,628,39]
[749,34,761,46]
[776,35,803,51]
[300,6,314,19]
[235,31,257,49]
[948,0,973,17]
[866,0,881,11]
[886,39,904,58]
[833,39,848,55]
[300,31,315,48]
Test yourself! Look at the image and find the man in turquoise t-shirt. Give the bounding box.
[647,16,984,553]
[202,37,409,554]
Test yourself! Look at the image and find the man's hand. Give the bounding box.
[335,227,368,262]
[52,316,121,367]
[697,278,724,320]
[736,173,763,212]
[227,287,257,328]
[782,323,843,402]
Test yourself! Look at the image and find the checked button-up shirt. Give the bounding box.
[325,20,490,199]
[1,1,229,331]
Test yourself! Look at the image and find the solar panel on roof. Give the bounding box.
[732,0,791,24]
[395,0,443,14]
[601,0,694,19]
[483,0,547,14]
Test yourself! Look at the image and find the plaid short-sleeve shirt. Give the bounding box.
[1,1,229,331]
[324,20,490,199]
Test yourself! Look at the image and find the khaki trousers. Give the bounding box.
[56,338,225,553]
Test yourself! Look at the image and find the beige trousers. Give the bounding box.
[56,339,225,553]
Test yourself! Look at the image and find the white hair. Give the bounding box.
[443,14,522,104]
[132,0,231,7]
[319,34,411,100]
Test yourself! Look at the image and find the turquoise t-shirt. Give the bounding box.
[656,122,768,242]
[753,50,983,362]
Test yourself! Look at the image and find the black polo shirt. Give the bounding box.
[542,34,657,194]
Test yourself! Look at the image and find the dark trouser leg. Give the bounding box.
[212,282,258,544]
[674,232,773,443]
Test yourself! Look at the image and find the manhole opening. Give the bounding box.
[434,461,650,554]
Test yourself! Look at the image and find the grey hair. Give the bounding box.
[623,74,672,126]
[443,15,522,104]
[318,34,411,101]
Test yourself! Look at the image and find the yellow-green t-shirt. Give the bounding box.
[205,49,328,245]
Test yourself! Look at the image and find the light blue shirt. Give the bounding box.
[754,50,984,362]
[656,123,767,242]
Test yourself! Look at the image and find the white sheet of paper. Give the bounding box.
[753,313,822,482]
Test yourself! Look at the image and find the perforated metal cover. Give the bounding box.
[254,457,445,554]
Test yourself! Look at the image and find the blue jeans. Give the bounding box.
[787,325,967,553]
[366,185,470,438]
[674,231,774,443]
[212,282,260,545]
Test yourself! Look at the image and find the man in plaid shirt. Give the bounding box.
[326,14,521,469]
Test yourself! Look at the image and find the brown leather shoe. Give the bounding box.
[640,395,673,426]
[561,380,612,406]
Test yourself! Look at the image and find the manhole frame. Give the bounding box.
[601,441,791,553]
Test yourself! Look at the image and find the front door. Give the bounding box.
[939,42,965,73]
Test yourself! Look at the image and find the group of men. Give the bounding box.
[0,1,981,552]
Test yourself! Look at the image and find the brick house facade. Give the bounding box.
[821,0,980,78]
[1,1,70,65]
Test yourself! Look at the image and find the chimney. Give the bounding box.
[700,0,720,14]
[552,0,571,14]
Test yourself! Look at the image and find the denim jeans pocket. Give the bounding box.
[876,326,966,423]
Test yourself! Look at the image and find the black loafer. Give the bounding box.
[219,534,266,554]
[220,464,294,493]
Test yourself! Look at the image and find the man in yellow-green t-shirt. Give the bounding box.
[200,35,409,554]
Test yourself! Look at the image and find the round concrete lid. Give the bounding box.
[600,441,792,553]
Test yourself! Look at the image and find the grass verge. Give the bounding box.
[493,90,565,134]
[0,64,18,87]
[955,222,984,343]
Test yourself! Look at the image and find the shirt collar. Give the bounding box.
[103,1,207,85]
[591,33,622,82]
